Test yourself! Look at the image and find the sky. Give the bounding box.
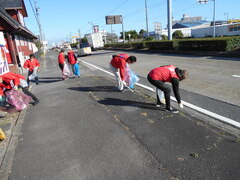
[24,0,240,44]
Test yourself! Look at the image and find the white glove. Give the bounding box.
[179,102,184,109]
[13,86,18,91]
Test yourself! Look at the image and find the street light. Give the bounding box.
[197,0,216,37]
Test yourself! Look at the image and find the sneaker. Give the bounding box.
[165,107,179,113]
[32,99,40,106]
[156,103,164,107]
[36,82,39,85]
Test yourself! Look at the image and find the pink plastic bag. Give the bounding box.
[5,89,32,111]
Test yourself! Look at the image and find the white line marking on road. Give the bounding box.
[232,75,240,78]
[82,60,240,128]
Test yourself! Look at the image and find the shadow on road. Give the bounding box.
[68,86,120,92]
[98,98,164,111]
[38,77,62,84]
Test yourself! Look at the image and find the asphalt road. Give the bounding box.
[2,50,240,180]
[77,50,240,125]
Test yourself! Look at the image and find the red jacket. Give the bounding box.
[110,53,129,80]
[67,51,77,65]
[0,72,25,95]
[58,52,65,64]
[148,65,179,82]
[23,58,40,71]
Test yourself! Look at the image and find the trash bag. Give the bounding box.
[19,79,28,88]
[62,62,71,79]
[156,88,166,104]
[73,63,80,76]
[124,65,139,89]
[5,89,32,111]
[29,67,38,80]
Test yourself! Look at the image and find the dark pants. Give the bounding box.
[147,75,171,109]
[22,87,38,102]
[27,71,39,85]
[59,63,64,71]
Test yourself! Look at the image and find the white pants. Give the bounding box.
[109,63,124,90]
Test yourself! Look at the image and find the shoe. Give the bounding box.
[165,107,179,113]
[32,99,40,106]
[156,103,164,107]
[36,82,39,85]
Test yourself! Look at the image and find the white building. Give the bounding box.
[192,23,240,38]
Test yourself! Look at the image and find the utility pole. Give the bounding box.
[78,28,81,43]
[120,15,125,43]
[197,0,216,37]
[145,0,149,37]
[167,0,172,40]
[34,0,43,43]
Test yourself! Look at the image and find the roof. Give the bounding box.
[0,0,27,17]
[0,6,37,39]
[172,21,210,29]
[0,0,22,9]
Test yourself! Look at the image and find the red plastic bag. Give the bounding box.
[5,89,32,111]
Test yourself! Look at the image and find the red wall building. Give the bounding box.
[0,0,38,74]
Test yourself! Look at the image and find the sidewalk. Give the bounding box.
[0,51,44,171]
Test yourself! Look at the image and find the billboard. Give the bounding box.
[105,15,122,25]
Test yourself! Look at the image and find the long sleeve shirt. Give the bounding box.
[0,72,25,95]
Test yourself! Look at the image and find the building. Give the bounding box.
[0,0,38,74]
[192,23,240,38]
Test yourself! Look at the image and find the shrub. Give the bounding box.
[173,30,183,39]
[145,41,174,50]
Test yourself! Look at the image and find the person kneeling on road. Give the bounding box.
[147,65,188,113]
[109,53,137,91]
[0,72,40,106]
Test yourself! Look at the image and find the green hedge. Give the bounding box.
[104,37,240,52]
[145,41,175,50]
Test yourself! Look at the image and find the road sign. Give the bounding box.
[105,15,122,25]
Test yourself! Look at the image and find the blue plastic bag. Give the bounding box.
[73,63,80,76]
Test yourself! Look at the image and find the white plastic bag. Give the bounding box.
[19,79,28,88]
[29,67,38,80]
[62,62,71,79]
[156,88,165,104]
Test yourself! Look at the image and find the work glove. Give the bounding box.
[13,86,18,91]
[122,80,127,86]
[179,102,184,109]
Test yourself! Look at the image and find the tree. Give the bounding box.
[120,30,138,40]
[172,30,183,39]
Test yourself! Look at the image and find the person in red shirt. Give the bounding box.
[109,53,137,91]
[67,49,80,78]
[147,65,188,113]
[0,72,39,106]
[58,49,66,71]
[23,54,40,85]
